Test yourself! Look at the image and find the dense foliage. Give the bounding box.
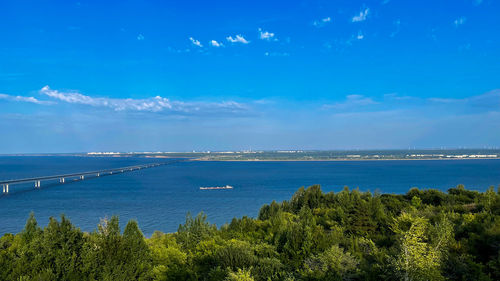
[1,184,500,280]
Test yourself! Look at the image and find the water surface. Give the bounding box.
[1,156,500,236]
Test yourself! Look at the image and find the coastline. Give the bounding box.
[191,157,500,162]
[2,155,499,162]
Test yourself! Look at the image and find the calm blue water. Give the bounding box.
[1,156,500,236]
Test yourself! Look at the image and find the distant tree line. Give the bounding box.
[1,184,499,280]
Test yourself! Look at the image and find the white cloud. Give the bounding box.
[352,8,370,22]
[356,31,364,40]
[189,37,203,47]
[428,90,500,109]
[384,93,415,101]
[313,17,332,27]
[137,34,145,41]
[264,52,290,57]
[454,17,467,27]
[0,93,52,105]
[428,97,463,104]
[226,34,249,44]
[39,86,248,115]
[324,94,378,110]
[258,28,276,41]
[209,40,223,47]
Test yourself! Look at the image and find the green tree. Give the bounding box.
[39,215,85,280]
[225,268,255,281]
[177,212,216,250]
[303,244,359,280]
[391,212,444,281]
[148,232,189,280]
[122,220,152,280]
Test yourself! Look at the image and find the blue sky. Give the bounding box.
[0,0,499,153]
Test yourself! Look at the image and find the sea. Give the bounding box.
[1,156,500,236]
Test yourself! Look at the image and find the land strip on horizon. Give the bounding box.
[3,149,500,161]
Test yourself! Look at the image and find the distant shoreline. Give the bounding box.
[2,150,500,163]
[192,157,500,162]
[1,154,500,162]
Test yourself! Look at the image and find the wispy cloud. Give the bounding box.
[167,47,192,54]
[390,19,401,37]
[210,40,223,47]
[226,34,249,44]
[429,27,438,41]
[323,94,378,110]
[312,17,332,27]
[189,37,203,47]
[427,97,463,104]
[258,28,276,41]
[264,52,290,57]
[428,90,500,110]
[352,8,369,22]
[39,86,248,115]
[322,32,366,52]
[454,17,467,27]
[383,93,415,101]
[459,43,472,51]
[137,34,145,41]
[0,93,52,105]
[356,31,364,40]
[323,90,500,114]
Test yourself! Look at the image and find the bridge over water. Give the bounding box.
[0,160,182,194]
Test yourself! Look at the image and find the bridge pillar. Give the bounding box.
[5,184,8,193]
[80,175,84,180]
[60,178,65,183]
[2,185,5,193]
[97,173,100,177]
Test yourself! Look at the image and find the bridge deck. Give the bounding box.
[0,160,186,193]
[0,163,163,185]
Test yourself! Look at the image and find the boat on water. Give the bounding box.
[200,185,233,190]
